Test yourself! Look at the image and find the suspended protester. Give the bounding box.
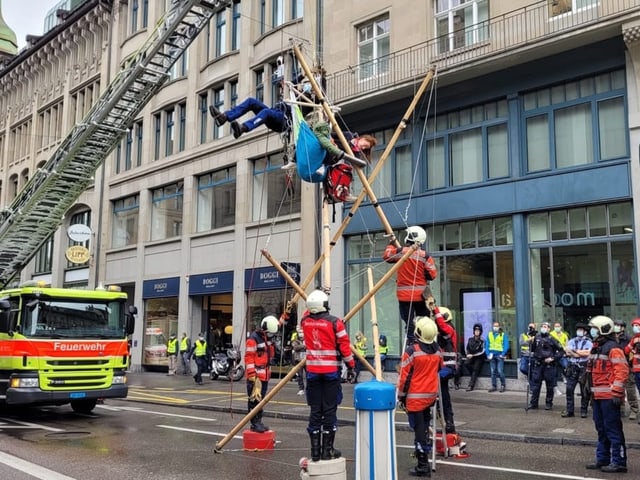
[585,316,629,473]
[245,315,279,433]
[209,99,289,139]
[301,290,355,462]
[383,226,438,344]
[397,316,442,477]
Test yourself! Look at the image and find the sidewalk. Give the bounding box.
[124,370,640,450]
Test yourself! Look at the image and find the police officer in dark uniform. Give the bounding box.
[528,321,564,411]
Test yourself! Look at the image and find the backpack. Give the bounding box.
[324,163,353,203]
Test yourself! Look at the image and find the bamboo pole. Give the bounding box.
[214,246,419,452]
[367,267,383,381]
[322,200,331,291]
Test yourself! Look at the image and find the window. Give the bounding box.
[112,195,139,248]
[129,0,148,34]
[37,102,63,150]
[178,103,186,151]
[70,81,100,127]
[151,182,184,241]
[351,127,411,199]
[273,0,284,27]
[232,2,241,50]
[426,99,509,188]
[169,51,188,80]
[215,10,227,57]
[34,235,54,274]
[292,0,303,19]
[436,0,489,54]
[199,93,208,144]
[255,69,265,103]
[67,210,91,268]
[253,153,301,221]
[549,0,598,16]
[154,113,161,160]
[153,103,186,158]
[524,70,628,172]
[135,120,144,167]
[213,88,225,139]
[165,107,175,156]
[357,15,390,81]
[230,80,238,107]
[197,167,237,231]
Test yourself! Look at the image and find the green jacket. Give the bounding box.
[312,121,343,159]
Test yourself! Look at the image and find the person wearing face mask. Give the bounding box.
[528,321,564,411]
[585,316,629,473]
[623,318,640,426]
[190,333,208,386]
[550,322,570,397]
[519,323,537,376]
[561,323,593,418]
[620,319,640,423]
[463,323,486,391]
[485,321,510,393]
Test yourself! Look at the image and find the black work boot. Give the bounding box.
[321,429,341,460]
[209,106,227,126]
[409,450,431,477]
[251,411,269,433]
[466,380,475,392]
[231,121,248,139]
[309,430,321,462]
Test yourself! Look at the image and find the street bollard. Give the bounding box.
[354,380,398,480]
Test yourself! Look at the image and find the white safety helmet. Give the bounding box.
[438,307,453,323]
[405,226,427,246]
[588,315,614,337]
[306,289,329,314]
[415,316,438,344]
[261,315,279,334]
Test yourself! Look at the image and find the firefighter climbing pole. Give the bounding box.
[0,0,233,288]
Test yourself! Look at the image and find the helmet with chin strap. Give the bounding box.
[405,226,427,246]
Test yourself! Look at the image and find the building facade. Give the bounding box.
[0,0,639,376]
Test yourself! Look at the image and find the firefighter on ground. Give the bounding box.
[623,317,640,425]
[427,299,458,434]
[615,319,639,421]
[585,315,629,473]
[245,315,279,433]
[397,316,443,477]
[383,226,438,344]
[527,321,564,410]
[301,290,355,462]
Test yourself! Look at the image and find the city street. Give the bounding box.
[0,375,637,479]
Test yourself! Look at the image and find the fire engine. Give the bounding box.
[0,281,136,413]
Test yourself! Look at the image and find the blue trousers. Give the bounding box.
[225,98,286,132]
[592,398,627,467]
[488,354,505,388]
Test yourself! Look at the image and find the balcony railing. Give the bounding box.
[327,0,640,104]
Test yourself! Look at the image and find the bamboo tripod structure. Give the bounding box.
[214,45,436,452]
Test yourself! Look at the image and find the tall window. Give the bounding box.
[178,103,186,151]
[135,120,144,166]
[199,93,208,144]
[169,51,188,80]
[253,153,301,221]
[435,0,489,54]
[151,182,184,241]
[165,107,175,156]
[255,69,265,103]
[34,235,54,274]
[213,87,225,139]
[215,10,227,57]
[232,1,241,50]
[426,99,509,189]
[197,167,237,231]
[154,103,186,158]
[67,210,91,268]
[129,0,148,34]
[154,113,161,160]
[273,0,285,27]
[524,70,627,173]
[112,195,139,248]
[292,0,303,19]
[260,0,266,35]
[357,15,390,81]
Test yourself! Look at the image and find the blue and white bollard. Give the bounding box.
[354,380,397,480]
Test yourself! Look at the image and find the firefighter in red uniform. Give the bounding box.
[429,303,458,434]
[301,290,355,462]
[585,315,629,473]
[245,315,279,433]
[397,316,442,477]
[623,317,640,420]
[383,226,438,344]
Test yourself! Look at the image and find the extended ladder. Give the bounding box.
[0,0,233,288]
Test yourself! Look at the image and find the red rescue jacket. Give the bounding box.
[587,337,629,400]
[397,341,443,412]
[383,245,437,302]
[245,330,273,381]
[301,310,354,374]
[433,306,457,368]
[624,334,640,373]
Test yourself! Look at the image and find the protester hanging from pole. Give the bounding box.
[383,226,438,344]
[301,290,355,462]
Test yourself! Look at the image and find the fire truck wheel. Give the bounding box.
[71,399,98,414]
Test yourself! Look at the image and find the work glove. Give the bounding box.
[346,368,356,384]
[397,398,406,412]
[249,377,262,402]
[612,396,622,408]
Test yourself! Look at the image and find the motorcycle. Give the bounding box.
[210,344,244,381]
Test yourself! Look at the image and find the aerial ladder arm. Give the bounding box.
[0,0,234,288]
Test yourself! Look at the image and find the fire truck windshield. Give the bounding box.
[21,299,125,339]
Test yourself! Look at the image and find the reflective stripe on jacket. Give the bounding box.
[193,340,207,357]
[383,245,437,302]
[624,336,640,373]
[245,330,273,381]
[397,342,443,412]
[167,338,178,354]
[301,310,354,374]
[588,337,629,400]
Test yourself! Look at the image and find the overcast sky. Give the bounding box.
[2,0,60,49]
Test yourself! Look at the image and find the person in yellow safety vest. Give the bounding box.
[190,333,208,385]
[519,323,537,376]
[166,333,178,376]
[551,322,570,396]
[353,332,368,383]
[379,334,389,372]
[179,332,192,375]
[290,327,306,395]
[485,322,510,393]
